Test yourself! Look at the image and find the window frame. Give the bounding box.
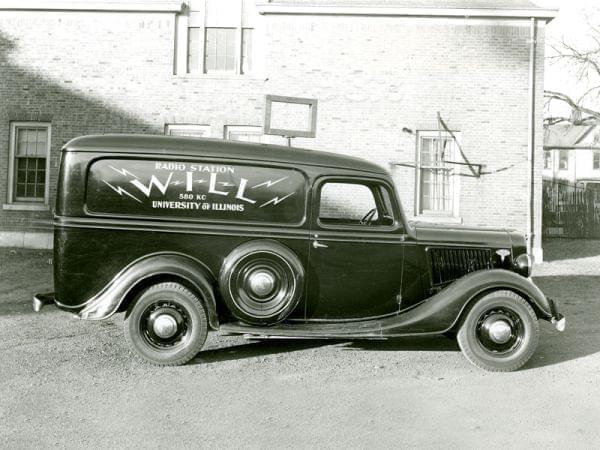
[415,130,461,219]
[313,176,402,233]
[224,125,287,145]
[224,125,264,143]
[165,124,211,137]
[7,122,51,206]
[178,1,255,76]
[203,26,238,74]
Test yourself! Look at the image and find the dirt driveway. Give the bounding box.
[1,241,599,449]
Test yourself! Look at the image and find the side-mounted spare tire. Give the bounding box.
[219,240,304,326]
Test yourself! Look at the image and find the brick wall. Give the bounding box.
[0,9,546,255]
[262,15,546,255]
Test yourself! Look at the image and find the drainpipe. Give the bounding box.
[527,17,537,258]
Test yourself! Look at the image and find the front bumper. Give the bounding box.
[551,313,566,331]
[33,292,55,312]
[547,297,566,331]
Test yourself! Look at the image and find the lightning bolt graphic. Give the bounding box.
[219,182,235,187]
[252,177,288,189]
[103,180,142,203]
[109,165,140,179]
[170,180,184,186]
[194,179,207,184]
[259,192,295,208]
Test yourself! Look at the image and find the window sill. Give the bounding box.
[177,72,266,81]
[3,203,50,211]
[412,215,463,225]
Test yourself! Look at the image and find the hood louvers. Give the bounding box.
[428,247,492,287]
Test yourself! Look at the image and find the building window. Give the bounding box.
[226,125,263,143]
[225,125,287,145]
[594,151,600,170]
[165,124,210,137]
[558,150,569,170]
[185,0,255,75]
[187,27,201,73]
[204,27,237,72]
[416,131,460,217]
[8,122,51,204]
[544,150,552,170]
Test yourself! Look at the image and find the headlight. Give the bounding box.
[514,253,532,278]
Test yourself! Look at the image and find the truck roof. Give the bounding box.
[64,134,388,175]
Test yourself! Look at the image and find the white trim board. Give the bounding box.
[256,4,557,21]
[0,1,183,12]
[0,232,53,249]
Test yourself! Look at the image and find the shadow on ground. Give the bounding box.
[543,238,600,262]
[194,339,337,364]
[193,274,600,370]
[195,335,460,365]
[3,246,600,371]
[343,335,459,352]
[523,274,600,369]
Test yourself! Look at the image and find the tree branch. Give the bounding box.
[544,90,600,123]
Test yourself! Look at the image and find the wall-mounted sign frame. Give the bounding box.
[264,94,318,139]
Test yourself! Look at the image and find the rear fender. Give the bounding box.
[77,252,218,328]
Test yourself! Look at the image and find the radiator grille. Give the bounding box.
[428,247,492,286]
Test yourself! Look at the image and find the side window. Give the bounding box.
[318,181,394,227]
[86,159,306,225]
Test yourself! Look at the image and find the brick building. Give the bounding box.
[0,0,555,259]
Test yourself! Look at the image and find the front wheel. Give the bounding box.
[457,290,539,372]
[124,282,208,366]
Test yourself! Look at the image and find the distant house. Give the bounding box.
[0,0,556,260]
[544,123,600,186]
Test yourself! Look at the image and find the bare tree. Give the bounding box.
[545,20,600,126]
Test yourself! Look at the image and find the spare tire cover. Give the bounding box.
[219,240,304,326]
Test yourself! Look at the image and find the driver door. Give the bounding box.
[305,176,406,320]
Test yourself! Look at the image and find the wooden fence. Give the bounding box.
[543,180,600,239]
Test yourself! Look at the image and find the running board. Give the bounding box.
[218,317,429,340]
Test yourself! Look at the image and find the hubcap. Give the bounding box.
[476,308,524,355]
[487,319,512,344]
[152,313,178,339]
[141,303,188,348]
[247,270,276,297]
[230,252,298,320]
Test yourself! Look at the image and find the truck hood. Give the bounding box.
[412,222,513,249]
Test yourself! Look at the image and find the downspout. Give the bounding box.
[527,17,537,257]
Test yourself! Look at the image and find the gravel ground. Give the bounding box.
[1,241,599,449]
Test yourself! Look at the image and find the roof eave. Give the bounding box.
[544,146,600,150]
[256,4,558,21]
[0,1,183,12]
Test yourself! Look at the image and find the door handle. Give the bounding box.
[312,240,328,249]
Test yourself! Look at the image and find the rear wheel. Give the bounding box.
[124,282,208,366]
[457,290,539,372]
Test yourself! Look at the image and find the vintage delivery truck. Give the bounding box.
[34,134,565,371]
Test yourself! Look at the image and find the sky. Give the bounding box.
[533,0,600,117]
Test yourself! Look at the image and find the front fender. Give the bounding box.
[449,269,557,320]
[77,252,218,328]
[380,269,558,336]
